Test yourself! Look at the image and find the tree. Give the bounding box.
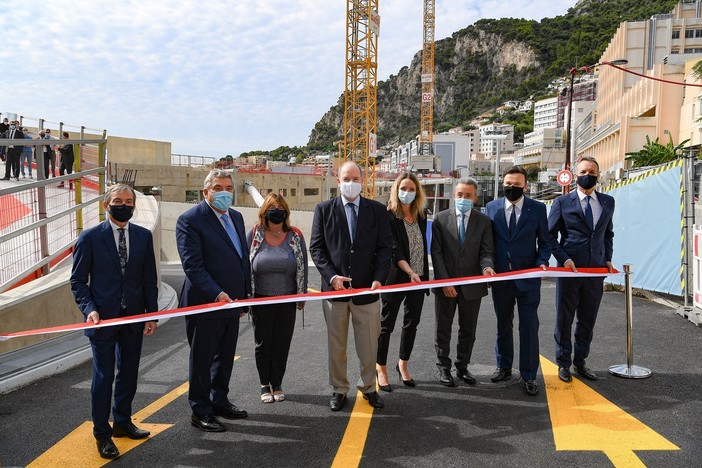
[625,135,690,168]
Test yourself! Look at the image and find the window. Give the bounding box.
[186,190,200,203]
[291,188,296,196]
[304,188,319,196]
[280,188,287,197]
[696,29,702,38]
[685,29,694,38]
[672,30,680,39]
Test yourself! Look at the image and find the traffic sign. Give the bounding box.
[557,170,572,186]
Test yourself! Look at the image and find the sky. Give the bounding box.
[0,0,576,158]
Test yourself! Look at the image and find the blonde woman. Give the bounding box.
[376,173,429,391]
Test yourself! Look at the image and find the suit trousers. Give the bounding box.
[434,289,482,371]
[323,298,381,394]
[60,154,74,176]
[554,276,604,368]
[4,148,20,178]
[492,281,541,380]
[43,151,56,178]
[250,298,297,387]
[377,290,425,365]
[186,315,240,417]
[89,326,144,439]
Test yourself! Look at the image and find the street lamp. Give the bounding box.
[562,59,628,194]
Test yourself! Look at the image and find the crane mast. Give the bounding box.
[419,0,435,157]
[341,0,379,198]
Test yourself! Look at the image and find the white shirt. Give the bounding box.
[577,190,602,228]
[504,196,524,226]
[455,206,471,233]
[108,219,129,258]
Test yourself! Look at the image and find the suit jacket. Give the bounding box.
[3,129,25,155]
[548,190,614,267]
[309,196,393,305]
[486,196,553,291]
[382,210,430,302]
[176,200,251,318]
[70,220,159,338]
[431,207,494,300]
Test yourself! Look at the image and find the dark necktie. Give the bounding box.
[585,195,594,230]
[221,214,244,258]
[346,203,357,241]
[459,213,466,246]
[118,228,127,309]
[508,205,517,237]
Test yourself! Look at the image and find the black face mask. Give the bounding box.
[266,208,287,225]
[577,174,598,190]
[109,204,134,223]
[503,185,524,202]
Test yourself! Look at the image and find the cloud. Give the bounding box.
[0,0,574,157]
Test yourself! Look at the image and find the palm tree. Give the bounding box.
[625,135,690,168]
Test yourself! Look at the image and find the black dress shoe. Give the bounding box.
[113,421,150,439]
[396,364,416,387]
[191,414,226,432]
[96,437,119,459]
[213,403,248,419]
[363,391,385,409]
[491,367,512,382]
[456,368,477,385]
[558,367,573,382]
[437,368,455,387]
[330,392,346,412]
[574,365,598,381]
[524,379,539,396]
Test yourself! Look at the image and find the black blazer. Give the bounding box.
[310,196,393,305]
[382,210,429,301]
[176,200,251,318]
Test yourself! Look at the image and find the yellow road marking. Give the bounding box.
[331,391,375,468]
[28,356,240,466]
[308,288,320,293]
[541,357,678,466]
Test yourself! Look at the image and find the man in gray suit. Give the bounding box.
[431,177,495,386]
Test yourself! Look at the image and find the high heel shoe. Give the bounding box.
[376,370,392,393]
[396,364,416,387]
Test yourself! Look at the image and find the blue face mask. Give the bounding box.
[398,190,416,205]
[455,198,473,213]
[211,191,232,211]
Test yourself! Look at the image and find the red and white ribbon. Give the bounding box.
[0,267,620,341]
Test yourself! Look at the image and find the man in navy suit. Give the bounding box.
[71,183,159,459]
[486,165,553,396]
[548,156,615,383]
[176,169,251,433]
[310,161,393,411]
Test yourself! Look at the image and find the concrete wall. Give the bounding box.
[160,201,316,262]
[0,194,161,355]
[107,136,171,166]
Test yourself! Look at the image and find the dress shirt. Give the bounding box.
[503,196,524,226]
[455,206,471,233]
[577,190,602,228]
[108,219,129,257]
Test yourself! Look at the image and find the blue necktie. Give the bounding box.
[221,214,243,258]
[459,213,466,246]
[585,195,594,230]
[346,203,357,241]
[508,206,516,237]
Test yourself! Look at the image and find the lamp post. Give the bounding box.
[483,131,508,200]
[562,59,628,194]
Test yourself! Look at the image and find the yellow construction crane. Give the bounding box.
[419,0,435,157]
[341,0,379,198]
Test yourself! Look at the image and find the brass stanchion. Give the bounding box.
[609,264,651,378]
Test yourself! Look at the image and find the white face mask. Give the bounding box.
[340,181,362,200]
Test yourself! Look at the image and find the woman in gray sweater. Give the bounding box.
[247,193,308,403]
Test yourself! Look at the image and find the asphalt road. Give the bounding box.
[0,268,700,467]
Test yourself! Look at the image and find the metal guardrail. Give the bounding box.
[0,136,107,293]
